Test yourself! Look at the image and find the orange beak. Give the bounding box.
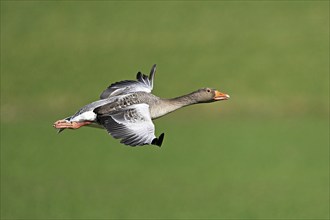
[214,90,230,101]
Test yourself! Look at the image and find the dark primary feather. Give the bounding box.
[54,64,229,147]
[99,64,156,99]
[151,133,165,147]
[136,63,156,88]
[148,64,156,88]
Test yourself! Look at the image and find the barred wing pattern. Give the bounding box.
[100,64,156,99]
[98,104,157,146]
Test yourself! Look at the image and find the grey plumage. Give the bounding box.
[99,64,156,99]
[98,104,156,146]
[54,64,229,147]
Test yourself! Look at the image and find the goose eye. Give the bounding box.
[206,89,211,93]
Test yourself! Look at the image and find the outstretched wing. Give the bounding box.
[99,64,157,99]
[97,103,163,147]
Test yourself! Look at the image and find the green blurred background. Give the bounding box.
[1,1,329,219]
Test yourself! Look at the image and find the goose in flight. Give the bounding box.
[53,64,230,147]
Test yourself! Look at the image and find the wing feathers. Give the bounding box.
[100,64,156,99]
[148,64,156,88]
[98,104,158,146]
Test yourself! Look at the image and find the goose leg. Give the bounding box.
[53,120,92,129]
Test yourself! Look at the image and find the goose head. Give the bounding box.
[193,88,230,103]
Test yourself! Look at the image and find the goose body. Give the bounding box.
[53,64,230,147]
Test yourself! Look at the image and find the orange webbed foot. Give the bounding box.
[53,120,92,129]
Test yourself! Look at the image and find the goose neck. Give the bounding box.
[150,93,198,119]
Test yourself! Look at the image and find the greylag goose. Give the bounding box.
[53,64,230,147]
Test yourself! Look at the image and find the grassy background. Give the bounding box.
[1,1,329,219]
